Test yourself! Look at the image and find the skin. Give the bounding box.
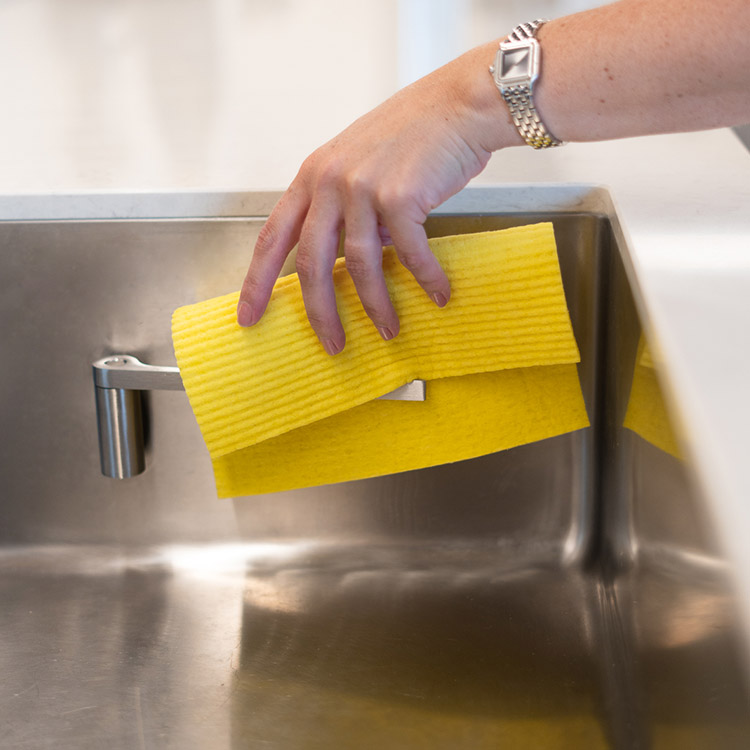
[238,0,750,355]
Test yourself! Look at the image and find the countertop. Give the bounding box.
[1,1,749,645]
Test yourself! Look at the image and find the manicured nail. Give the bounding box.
[322,338,341,356]
[431,292,448,308]
[378,326,394,341]
[237,300,258,327]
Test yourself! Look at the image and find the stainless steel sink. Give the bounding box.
[0,187,747,748]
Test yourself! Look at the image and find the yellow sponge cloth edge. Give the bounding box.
[172,223,590,497]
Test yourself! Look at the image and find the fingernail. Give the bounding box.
[322,338,341,356]
[378,326,394,341]
[237,300,258,327]
[431,292,448,308]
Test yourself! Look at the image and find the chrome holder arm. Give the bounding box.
[93,355,183,390]
[93,354,425,480]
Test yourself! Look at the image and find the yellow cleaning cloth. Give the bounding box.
[172,223,589,497]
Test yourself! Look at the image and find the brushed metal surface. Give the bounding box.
[0,218,258,545]
[0,213,598,547]
[95,385,145,478]
[0,195,748,748]
[93,355,184,391]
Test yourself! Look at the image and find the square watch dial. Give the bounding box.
[501,47,532,79]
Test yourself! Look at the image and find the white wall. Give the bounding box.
[0,0,607,192]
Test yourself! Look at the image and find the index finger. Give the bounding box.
[237,188,309,327]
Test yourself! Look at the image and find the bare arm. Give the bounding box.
[538,0,750,142]
[238,0,750,354]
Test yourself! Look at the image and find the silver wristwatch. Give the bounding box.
[490,19,564,149]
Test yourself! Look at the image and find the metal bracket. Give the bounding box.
[93,354,426,479]
[93,355,183,390]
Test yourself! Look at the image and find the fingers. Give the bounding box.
[238,159,451,357]
[239,187,448,356]
[383,208,451,309]
[295,198,346,355]
[343,195,400,342]
[237,187,308,327]
[377,224,393,246]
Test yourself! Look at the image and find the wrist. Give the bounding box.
[446,41,526,154]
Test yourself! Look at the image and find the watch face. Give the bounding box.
[501,47,532,79]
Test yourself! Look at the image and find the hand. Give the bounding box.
[237,0,750,355]
[237,42,515,354]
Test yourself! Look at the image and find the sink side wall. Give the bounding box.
[0,215,599,548]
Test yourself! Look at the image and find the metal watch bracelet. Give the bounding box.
[491,20,564,150]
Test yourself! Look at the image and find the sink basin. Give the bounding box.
[0,187,747,748]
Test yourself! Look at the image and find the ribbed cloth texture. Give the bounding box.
[172,223,590,496]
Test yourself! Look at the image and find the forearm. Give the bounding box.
[527,0,749,145]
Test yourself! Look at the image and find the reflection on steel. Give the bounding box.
[382,379,426,402]
[1,196,747,748]
[94,383,145,478]
[93,354,183,391]
[92,354,426,479]
[92,355,180,479]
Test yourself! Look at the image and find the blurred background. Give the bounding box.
[0,0,603,193]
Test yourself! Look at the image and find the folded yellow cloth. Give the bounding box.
[172,223,589,497]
